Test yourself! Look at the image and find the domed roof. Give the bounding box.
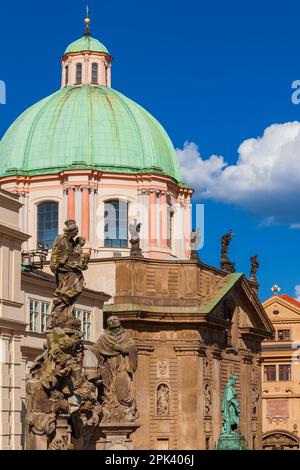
[65,36,109,55]
[0,85,182,182]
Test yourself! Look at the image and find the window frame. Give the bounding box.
[279,364,291,381]
[91,62,99,84]
[104,199,129,249]
[37,201,59,250]
[29,298,51,333]
[76,63,83,84]
[264,364,276,382]
[75,308,92,341]
[277,329,291,341]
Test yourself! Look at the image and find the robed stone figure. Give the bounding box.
[90,316,138,423]
[49,220,90,323]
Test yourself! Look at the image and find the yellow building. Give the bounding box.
[262,285,300,450]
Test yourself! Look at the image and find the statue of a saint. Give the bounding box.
[221,230,234,260]
[190,228,200,260]
[250,255,259,281]
[49,220,90,325]
[221,374,240,436]
[129,220,143,258]
[157,384,169,416]
[90,316,138,422]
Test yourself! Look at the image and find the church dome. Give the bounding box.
[64,36,109,55]
[0,85,182,181]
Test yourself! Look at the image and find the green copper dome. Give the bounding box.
[65,36,109,54]
[0,85,182,181]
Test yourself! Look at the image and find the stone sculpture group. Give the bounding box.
[26,220,138,450]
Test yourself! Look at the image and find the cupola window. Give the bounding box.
[37,202,58,248]
[76,63,83,84]
[91,63,98,84]
[104,200,128,248]
[65,66,69,86]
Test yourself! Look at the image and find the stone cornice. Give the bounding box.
[0,317,27,331]
[174,342,207,357]
[0,223,30,243]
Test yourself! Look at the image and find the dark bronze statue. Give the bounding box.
[220,230,235,273]
[91,315,138,423]
[250,255,259,281]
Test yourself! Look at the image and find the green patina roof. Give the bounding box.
[0,85,182,181]
[103,273,244,315]
[65,36,109,55]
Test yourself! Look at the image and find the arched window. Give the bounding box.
[65,65,69,86]
[76,63,82,84]
[91,63,98,84]
[37,202,58,248]
[104,200,128,248]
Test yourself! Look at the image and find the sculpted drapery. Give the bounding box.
[221,374,240,436]
[91,316,138,422]
[50,220,90,322]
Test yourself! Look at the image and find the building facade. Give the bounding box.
[261,287,300,450]
[0,19,275,450]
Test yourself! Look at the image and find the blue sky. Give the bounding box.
[1,0,300,301]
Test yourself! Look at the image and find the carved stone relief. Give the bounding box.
[157,360,169,378]
[157,384,170,417]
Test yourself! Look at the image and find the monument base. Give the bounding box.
[94,422,140,450]
[216,431,248,450]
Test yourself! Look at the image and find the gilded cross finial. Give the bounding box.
[84,4,91,36]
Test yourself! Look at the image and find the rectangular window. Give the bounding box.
[277,330,291,341]
[91,63,98,84]
[264,365,276,382]
[29,299,50,333]
[75,308,92,341]
[279,364,291,381]
[76,63,82,84]
[104,200,128,248]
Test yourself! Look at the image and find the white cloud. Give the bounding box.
[177,122,300,224]
[295,285,300,301]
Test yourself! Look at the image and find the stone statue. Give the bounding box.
[26,220,100,450]
[129,220,143,258]
[220,231,235,273]
[49,220,90,329]
[91,315,138,423]
[221,230,233,260]
[221,374,240,436]
[250,255,259,281]
[190,228,200,261]
[157,384,169,416]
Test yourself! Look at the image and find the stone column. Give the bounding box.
[175,343,206,449]
[149,191,157,246]
[107,64,112,87]
[81,186,90,241]
[67,187,75,220]
[160,192,168,248]
[185,200,192,259]
[211,349,222,448]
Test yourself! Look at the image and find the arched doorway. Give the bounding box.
[262,430,300,450]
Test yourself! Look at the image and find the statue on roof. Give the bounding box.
[220,230,235,273]
[250,255,259,281]
[129,220,143,258]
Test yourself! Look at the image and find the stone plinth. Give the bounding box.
[97,423,140,450]
[216,432,248,450]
